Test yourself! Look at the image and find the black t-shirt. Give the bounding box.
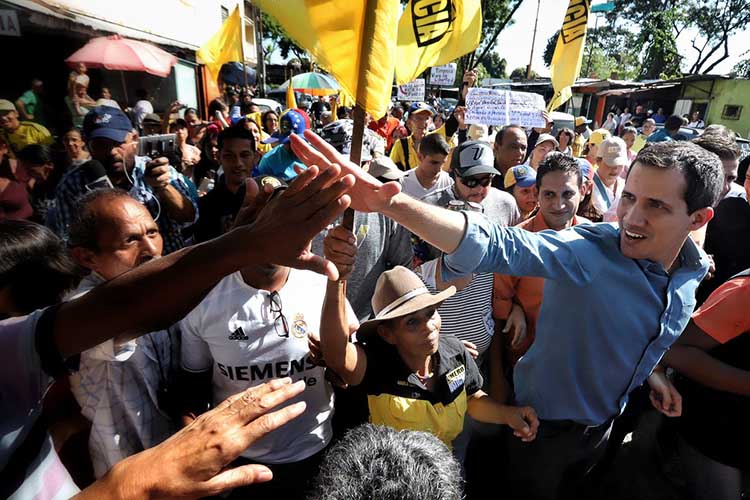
[194,176,244,243]
[698,197,750,304]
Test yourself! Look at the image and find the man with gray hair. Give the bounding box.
[310,424,463,500]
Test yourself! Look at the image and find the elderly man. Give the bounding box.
[67,189,176,478]
[0,99,52,158]
[632,118,656,153]
[290,132,723,500]
[492,125,528,184]
[52,106,197,254]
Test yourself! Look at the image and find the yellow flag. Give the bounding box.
[395,0,482,85]
[286,84,298,109]
[197,7,244,79]
[254,0,399,119]
[547,0,591,111]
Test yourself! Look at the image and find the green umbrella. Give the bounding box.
[280,72,340,96]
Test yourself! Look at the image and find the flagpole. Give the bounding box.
[239,4,249,91]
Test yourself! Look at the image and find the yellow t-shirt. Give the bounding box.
[389,125,447,170]
[1,121,53,157]
[631,134,648,154]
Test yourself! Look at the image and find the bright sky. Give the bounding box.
[494,0,750,78]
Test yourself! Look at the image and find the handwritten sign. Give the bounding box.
[430,64,457,86]
[0,10,20,37]
[397,79,425,101]
[465,88,546,128]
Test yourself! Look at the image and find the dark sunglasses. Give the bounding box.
[269,291,289,338]
[459,175,494,188]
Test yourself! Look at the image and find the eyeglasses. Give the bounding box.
[269,291,289,338]
[459,175,494,188]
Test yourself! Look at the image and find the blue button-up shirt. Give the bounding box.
[442,211,708,425]
[51,156,198,255]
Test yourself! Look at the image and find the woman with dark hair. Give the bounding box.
[208,98,230,130]
[262,110,279,136]
[0,139,32,221]
[193,126,221,195]
[556,127,575,155]
[61,128,90,168]
[0,219,79,318]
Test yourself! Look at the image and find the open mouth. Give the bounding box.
[624,229,646,240]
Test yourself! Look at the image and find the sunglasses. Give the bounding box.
[459,175,494,188]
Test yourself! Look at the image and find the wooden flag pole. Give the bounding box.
[342,105,367,231]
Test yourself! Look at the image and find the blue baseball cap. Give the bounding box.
[83,106,134,143]
[261,109,307,145]
[576,158,594,181]
[407,102,435,118]
[504,165,537,189]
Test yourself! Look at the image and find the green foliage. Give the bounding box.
[261,12,306,61]
[731,58,750,78]
[510,66,538,79]
[480,52,508,79]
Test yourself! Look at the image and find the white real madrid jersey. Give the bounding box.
[180,269,351,464]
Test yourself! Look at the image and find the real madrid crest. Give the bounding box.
[292,313,308,339]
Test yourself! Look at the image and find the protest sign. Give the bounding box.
[465,88,546,128]
[397,79,425,101]
[430,64,457,86]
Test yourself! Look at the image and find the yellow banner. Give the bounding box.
[547,0,590,112]
[395,0,482,85]
[255,0,399,119]
[196,7,244,80]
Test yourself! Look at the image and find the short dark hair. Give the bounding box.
[621,126,638,137]
[0,220,79,315]
[556,127,574,144]
[419,133,450,157]
[68,188,135,251]
[633,141,723,213]
[494,125,525,145]
[665,115,683,132]
[261,110,278,128]
[17,144,51,165]
[692,133,740,161]
[217,125,256,152]
[536,152,582,189]
[310,424,462,500]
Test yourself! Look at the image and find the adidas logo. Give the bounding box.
[228,327,248,341]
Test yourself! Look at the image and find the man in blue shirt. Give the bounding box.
[647,114,688,144]
[290,135,724,500]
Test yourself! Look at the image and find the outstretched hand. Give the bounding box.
[290,130,401,213]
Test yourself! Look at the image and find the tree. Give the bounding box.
[685,0,750,74]
[261,13,308,64]
[510,66,537,79]
[731,57,750,78]
[480,52,508,79]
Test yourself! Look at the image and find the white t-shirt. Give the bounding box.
[0,311,80,499]
[133,99,154,128]
[401,170,453,199]
[180,269,349,464]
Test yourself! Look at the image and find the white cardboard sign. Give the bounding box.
[397,79,426,101]
[465,88,546,128]
[430,64,457,86]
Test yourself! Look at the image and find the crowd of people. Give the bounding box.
[1,65,749,500]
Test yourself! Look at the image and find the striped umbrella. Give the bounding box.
[279,72,340,96]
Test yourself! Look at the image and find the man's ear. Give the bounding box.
[70,246,98,272]
[377,323,396,346]
[689,206,714,231]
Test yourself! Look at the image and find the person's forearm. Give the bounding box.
[55,226,256,358]
[663,346,750,396]
[72,455,149,500]
[488,325,511,403]
[381,193,466,254]
[320,280,357,383]
[467,392,516,425]
[158,185,196,223]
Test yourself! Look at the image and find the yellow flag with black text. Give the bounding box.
[254,0,399,119]
[196,7,244,79]
[395,0,482,85]
[547,0,591,111]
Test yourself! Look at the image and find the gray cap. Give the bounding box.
[367,156,405,181]
[450,140,499,178]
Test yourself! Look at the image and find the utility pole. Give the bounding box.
[526,0,542,79]
[253,3,266,96]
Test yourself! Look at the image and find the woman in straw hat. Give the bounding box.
[319,225,539,447]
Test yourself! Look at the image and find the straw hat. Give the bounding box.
[357,266,455,340]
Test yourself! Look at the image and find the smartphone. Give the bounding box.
[138,134,176,160]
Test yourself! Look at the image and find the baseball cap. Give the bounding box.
[253,174,288,196]
[534,133,559,149]
[576,158,594,181]
[0,99,17,113]
[504,165,537,189]
[575,116,592,127]
[407,102,435,118]
[367,156,406,181]
[261,109,307,145]
[83,106,134,143]
[450,140,498,178]
[587,128,611,147]
[597,136,629,167]
[142,113,162,125]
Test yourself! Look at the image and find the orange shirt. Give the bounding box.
[692,275,750,344]
[493,211,589,365]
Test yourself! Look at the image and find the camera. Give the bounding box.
[138,134,177,160]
